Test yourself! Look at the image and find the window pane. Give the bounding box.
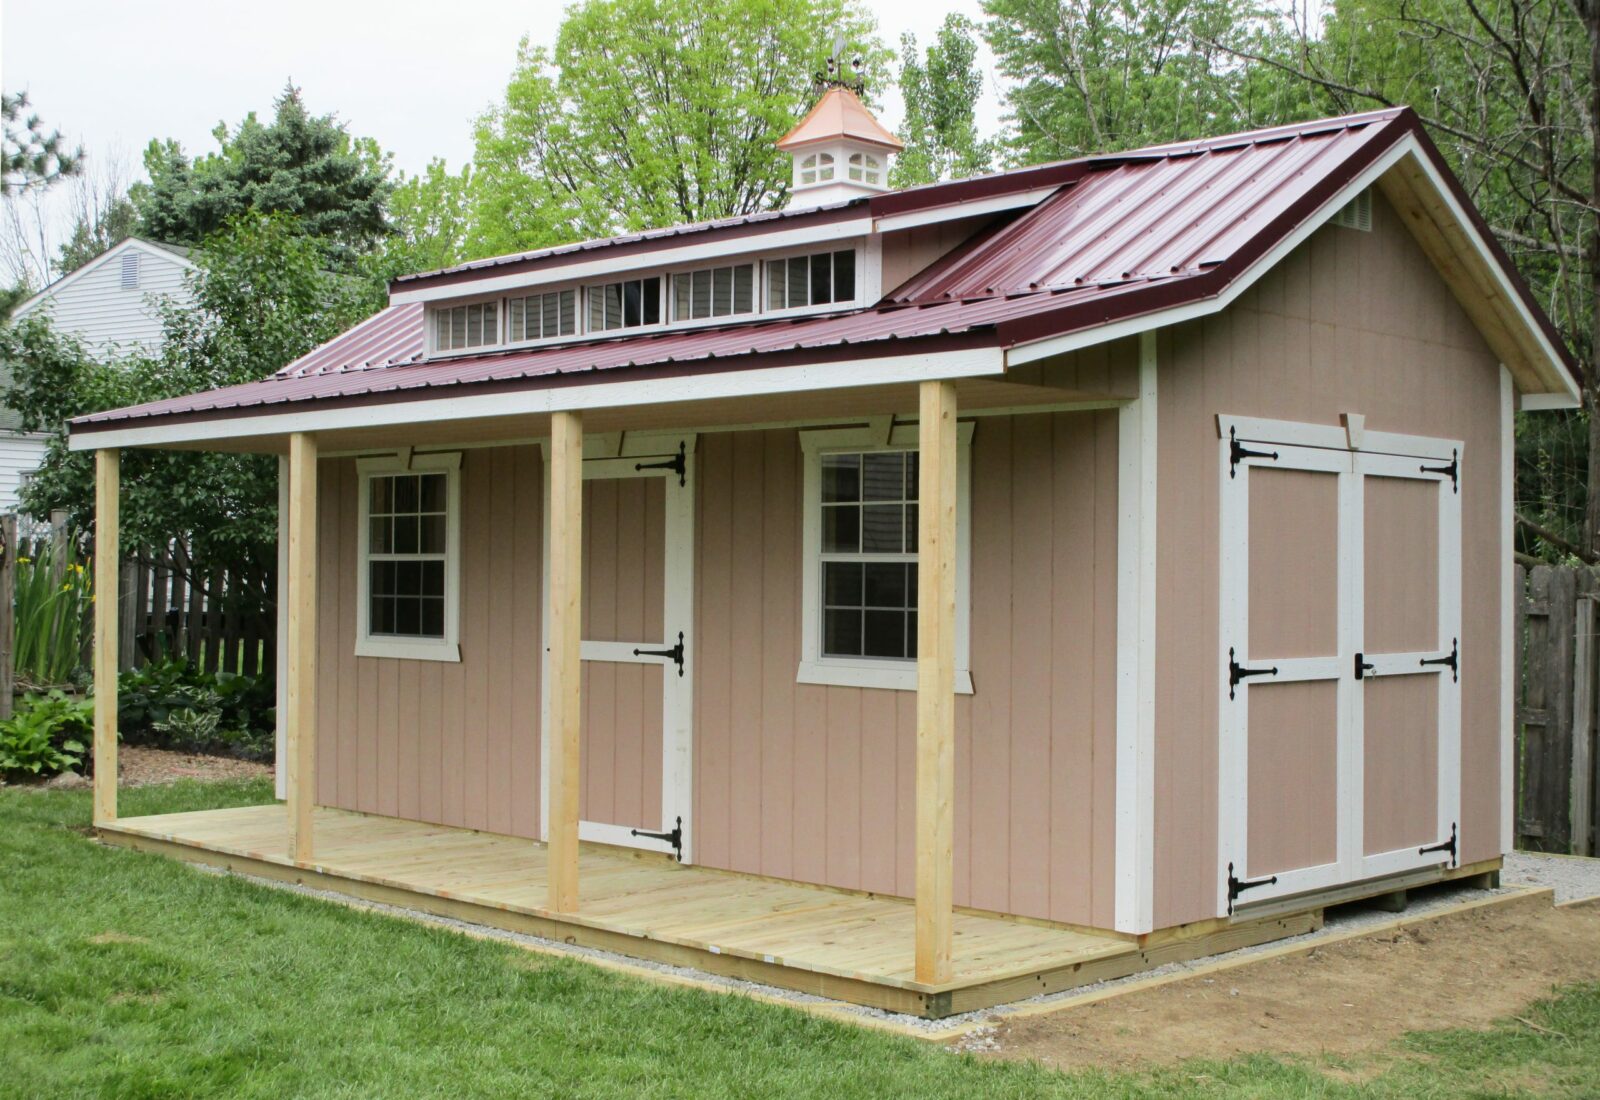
[642,277,661,325]
[559,289,576,334]
[370,476,392,515]
[733,264,753,314]
[833,250,856,302]
[393,515,419,555]
[861,452,904,501]
[423,560,445,597]
[821,453,860,503]
[860,504,903,552]
[371,561,395,597]
[712,266,732,316]
[605,283,623,329]
[767,260,786,311]
[542,292,560,337]
[622,279,641,327]
[419,473,446,513]
[903,503,918,553]
[907,611,918,658]
[673,273,691,321]
[904,451,919,500]
[824,561,863,606]
[822,504,859,553]
[481,301,497,342]
[369,517,391,554]
[824,608,862,657]
[692,268,711,319]
[421,598,445,638]
[810,251,832,304]
[863,562,909,609]
[787,257,808,307]
[372,596,395,634]
[588,286,604,331]
[450,307,465,348]
[863,610,907,658]
[396,560,423,597]
[395,597,421,636]
[420,515,446,554]
[394,475,418,513]
[508,297,525,341]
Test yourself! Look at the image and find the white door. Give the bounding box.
[542,438,695,862]
[1218,418,1461,914]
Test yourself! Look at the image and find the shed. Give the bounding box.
[70,98,1579,1018]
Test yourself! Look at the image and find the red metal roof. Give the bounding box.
[70,107,1579,435]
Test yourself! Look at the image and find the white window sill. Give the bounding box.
[796,660,974,695]
[355,638,462,663]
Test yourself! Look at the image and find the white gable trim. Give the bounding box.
[11,238,196,320]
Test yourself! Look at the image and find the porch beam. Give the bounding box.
[547,410,584,913]
[92,448,120,825]
[286,432,319,863]
[915,380,957,984]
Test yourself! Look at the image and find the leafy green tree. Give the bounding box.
[57,193,140,275]
[376,158,474,278]
[131,85,394,266]
[2,92,81,194]
[469,0,889,255]
[892,14,995,187]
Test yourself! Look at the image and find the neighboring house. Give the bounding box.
[70,95,1580,1019]
[2,238,196,513]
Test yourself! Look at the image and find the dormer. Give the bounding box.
[778,86,903,210]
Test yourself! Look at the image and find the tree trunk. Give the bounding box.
[1584,4,1600,560]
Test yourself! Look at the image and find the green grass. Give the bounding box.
[2,781,1597,1098]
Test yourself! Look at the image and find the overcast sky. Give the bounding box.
[1,0,1007,184]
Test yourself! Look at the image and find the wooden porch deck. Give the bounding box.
[98,804,1318,1018]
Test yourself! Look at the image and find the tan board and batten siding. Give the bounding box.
[311,404,1126,928]
[1154,192,1506,929]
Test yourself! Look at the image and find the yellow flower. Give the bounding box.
[16,556,29,564]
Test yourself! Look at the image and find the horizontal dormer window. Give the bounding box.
[588,276,662,332]
[508,288,576,342]
[435,302,499,351]
[767,249,856,311]
[672,263,754,322]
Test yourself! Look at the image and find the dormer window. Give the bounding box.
[767,249,857,311]
[588,275,662,332]
[799,153,835,186]
[672,263,754,321]
[508,288,576,342]
[847,153,881,186]
[434,301,499,352]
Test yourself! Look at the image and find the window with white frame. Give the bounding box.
[766,249,856,311]
[357,453,462,661]
[847,152,882,185]
[508,288,576,342]
[799,424,973,693]
[671,263,754,322]
[434,302,499,352]
[799,152,835,185]
[587,275,662,332]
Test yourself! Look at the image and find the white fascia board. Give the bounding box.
[389,218,874,305]
[872,186,1061,233]
[1004,137,1580,405]
[1521,392,1582,411]
[67,347,1006,451]
[11,237,198,319]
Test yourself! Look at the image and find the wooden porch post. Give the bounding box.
[547,410,584,913]
[286,432,319,863]
[93,449,120,826]
[915,380,957,984]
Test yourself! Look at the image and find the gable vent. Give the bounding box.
[120,250,142,289]
[1331,189,1372,232]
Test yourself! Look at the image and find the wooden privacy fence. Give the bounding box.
[1517,563,1600,855]
[117,550,275,676]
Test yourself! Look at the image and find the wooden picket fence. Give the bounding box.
[117,549,275,676]
[1516,563,1600,855]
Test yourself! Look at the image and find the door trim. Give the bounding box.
[539,435,696,862]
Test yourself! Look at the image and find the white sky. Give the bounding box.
[1,0,1006,184]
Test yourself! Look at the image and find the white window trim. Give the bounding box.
[583,274,667,337]
[429,294,504,356]
[354,450,463,662]
[505,286,580,346]
[666,260,760,326]
[798,422,974,694]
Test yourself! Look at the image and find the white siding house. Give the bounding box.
[4,238,197,513]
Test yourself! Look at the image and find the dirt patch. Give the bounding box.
[86,931,150,945]
[19,746,273,790]
[982,899,1600,1071]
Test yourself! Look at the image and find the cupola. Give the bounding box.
[778,84,903,210]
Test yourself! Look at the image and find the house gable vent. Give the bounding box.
[1331,189,1372,232]
[120,249,142,289]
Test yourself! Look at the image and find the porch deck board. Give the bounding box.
[99,803,1212,1017]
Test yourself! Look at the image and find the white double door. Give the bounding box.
[1218,418,1462,913]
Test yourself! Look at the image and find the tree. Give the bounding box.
[469,0,888,255]
[131,85,394,266]
[57,161,140,275]
[891,14,996,187]
[980,0,1309,161]
[376,159,474,279]
[2,91,81,195]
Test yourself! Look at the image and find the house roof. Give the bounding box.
[776,86,903,152]
[11,237,196,321]
[69,107,1581,443]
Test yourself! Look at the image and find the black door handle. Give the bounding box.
[1354,652,1375,680]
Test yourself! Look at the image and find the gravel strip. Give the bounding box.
[1504,850,1600,905]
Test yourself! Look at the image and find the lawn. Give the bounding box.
[1,780,1596,1098]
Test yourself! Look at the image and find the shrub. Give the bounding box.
[117,658,274,760]
[0,690,93,779]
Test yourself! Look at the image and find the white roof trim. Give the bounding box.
[67,347,1006,451]
[873,186,1061,233]
[1003,135,1580,404]
[10,237,197,320]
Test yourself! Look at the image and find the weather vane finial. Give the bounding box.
[814,31,865,97]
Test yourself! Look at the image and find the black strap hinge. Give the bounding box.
[631,815,684,861]
[1419,822,1457,867]
[633,631,685,677]
[1228,646,1278,699]
[1420,638,1459,682]
[635,441,687,486]
[1227,862,1278,914]
[1420,449,1458,493]
[1229,427,1279,478]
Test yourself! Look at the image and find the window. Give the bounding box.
[434,302,499,352]
[671,263,754,322]
[766,249,856,311]
[356,453,461,661]
[799,425,973,693]
[799,152,835,185]
[847,152,882,185]
[508,288,576,341]
[588,276,662,332]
